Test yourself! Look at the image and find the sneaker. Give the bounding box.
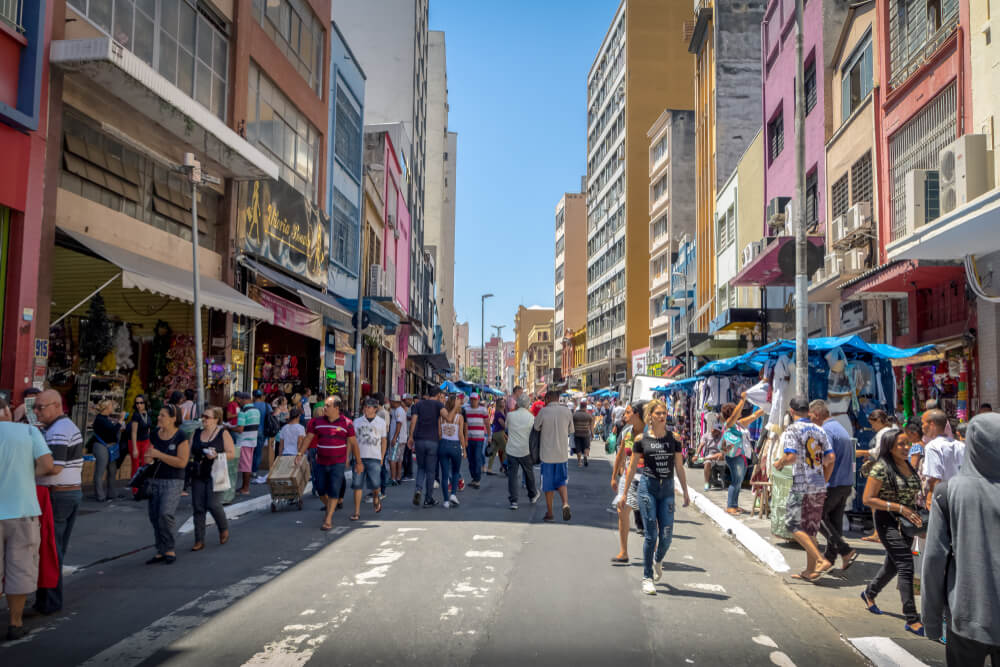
[449,494,460,506]
[653,560,663,582]
[704,483,711,491]
[5,624,28,641]
[562,505,572,521]
[443,500,451,509]
[423,497,438,507]
[413,490,422,506]
[584,456,589,467]
[529,491,541,504]
[641,578,657,595]
[458,479,466,491]
[509,502,518,510]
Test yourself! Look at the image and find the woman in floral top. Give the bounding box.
[861,428,924,635]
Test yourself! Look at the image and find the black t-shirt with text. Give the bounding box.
[633,429,681,481]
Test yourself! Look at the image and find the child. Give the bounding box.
[279,408,306,457]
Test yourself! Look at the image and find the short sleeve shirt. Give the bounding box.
[780,419,833,494]
[354,415,387,460]
[307,415,355,465]
[464,406,489,440]
[922,436,965,482]
[39,416,84,487]
[391,406,409,441]
[633,429,681,481]
[822,419,855,488]
[0,423,50,519]
[572,410,593,437]
[236,405,261,449]
[279,423,306,456]
[412,400,444,440]
[868,459,921,507]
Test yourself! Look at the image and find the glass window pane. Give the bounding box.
[136,0,155,17]
[213,74,226,120]
[134,11,154,65]
[113,0,133,47]
[90,0,112,31]
[177,47,195,96]
[158,32,178,84]
[178,1,196,52]
[296,132,308,175]
[259,101,275,150]
[266,0,280,27]
[196,60,212,110]
[161,0,179,37]
[197,16,213,63]
[300,26,313,71]
[213,33,227,75]
[68,0,85,12]
[283,122,296,167]
[290,13,300,53]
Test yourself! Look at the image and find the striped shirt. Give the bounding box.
[307,415,355,465]
[39,416,84,486]
[464,405,489,441]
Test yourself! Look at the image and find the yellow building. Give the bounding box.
[514,305,554,389]
[522,321,554,395]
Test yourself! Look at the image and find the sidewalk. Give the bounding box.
[683,478,947,667]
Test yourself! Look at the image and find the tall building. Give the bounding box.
[583,0,693,389]
[424,31,458,369]
[688,0,765,354]
[553,188,586,370]
[514,305,554,380]
[454,320,469,379]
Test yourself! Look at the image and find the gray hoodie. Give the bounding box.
[922,413,1000,645]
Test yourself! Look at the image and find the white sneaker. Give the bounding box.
[641,578,657,595]
[449,494,460,506]
[443,500,451,509]
[434,480,440,489]
[653,560,663,582]
[529,491,541,504]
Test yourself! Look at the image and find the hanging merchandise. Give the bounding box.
[123,373,144,414]
[163,334,196,394]
[957,358,968,422]
[151,320,173,383]
[902,368,914,423]
[824,348,855,438]
[96,348,117,374]
[79,294,113,363]
[114,324,135,370]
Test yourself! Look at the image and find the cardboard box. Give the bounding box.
[268,455,309,500]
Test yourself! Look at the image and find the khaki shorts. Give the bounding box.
[0,516,41,595]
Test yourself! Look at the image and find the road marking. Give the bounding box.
[243,607,352,667]
[769,651,796,667]
[685,583,726,593]
[752,635,779,648]
[465,550,503,558]
[723,606,747,615]
[76,562,292,666]
[300,609,316,616]
[397,527,425,532]
[440,606,460,620]
[443,579,489,599]
[472,535,497,540]
[365,549,404,565]
[849,637,929,667]
[353,565,391,585]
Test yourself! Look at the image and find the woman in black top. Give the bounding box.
[91,400,122,502]
[620,399,691,595]
[188,406,235,551]
[129,394,152,476]
[144,404,190,564]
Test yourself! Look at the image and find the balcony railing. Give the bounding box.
[0,0,23,33]
[650,271,670,291]
[889,14,959,89]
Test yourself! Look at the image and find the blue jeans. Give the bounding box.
[438,440,463,497]
[726,455,746,509]
[34,488,82,613]
[638,476,675,580]
[147,478,183,556]
[467,439,484,482]
[93,441,118,501]
[314,462,345,498]
[414,439,439,500]
[351,458,381,491]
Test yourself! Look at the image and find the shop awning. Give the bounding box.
[731,236,826,287]
[61,229,274,323]
[887,188,1000,261]
[691,336,747,359]
[409,352,453,373]
[336,297,401,332]
[840,260,965,301]
[240,257,353,327]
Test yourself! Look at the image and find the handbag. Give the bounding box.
[605,432,618,455]
[129,462,159,501]
[529,427,541,465]
[93,431,120,463]
[211,452,230,492]
[884,458,929,539]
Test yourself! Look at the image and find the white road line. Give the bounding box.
[769,651,797,667]
[472,535,497,540]
[464,550,503,558]
[685,582,727,593]
[723,606,747,615]
[849,637,929,667]
[752,635,779,648]
[77,562,292,666]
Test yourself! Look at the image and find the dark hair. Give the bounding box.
[168,390,183,405]
[288,407,302,421]
[133,394,148,410]
[956,422,968,438]
[445,395,457,412]
[903,420,923,439]
[161,404,183,427]
[184,389,195,401]
[373,392,385,404]
[868,409,889,425]
[23,387,41,398]
[629,400,648,426]
[875,428,903,463]
[720,402,737,420]
[980,403,993,411]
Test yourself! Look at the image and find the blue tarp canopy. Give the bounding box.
[746,336,938,362]
[589,388,619,398]
[657,377,698,393]
[440,380,460,394]
[695,351,763,377]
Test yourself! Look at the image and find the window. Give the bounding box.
[331,185,359,272]
[888,0,960,87]
[651,215,667,242]
[652,176,668,203]
[555,236,565,256]
[68,0,228,120]
[768,111,784,162]
[804,59,817,115]
[851,152,873,206]
[251,0,325,96]
[805,171,818,229]
[555,208,565,232]
[841,34,873,123]
[334,84,362,179]
[651,135,668,165]
[247,63,321,202]
[831,174,850,219]
[716,205,736,250]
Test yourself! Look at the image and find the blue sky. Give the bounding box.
[429,0,617,349]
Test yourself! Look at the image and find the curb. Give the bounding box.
[178,482,313,534]
[676,484,791,574]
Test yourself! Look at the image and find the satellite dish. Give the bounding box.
[777,240,824,282]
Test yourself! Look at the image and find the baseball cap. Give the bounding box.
[364,397,379,407]
[470,393,480,399]
[789,396,810,413]
[391,394,402,402]
[252,389,263,398]
[402,393,412,400]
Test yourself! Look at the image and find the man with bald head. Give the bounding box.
[32,390,84,615]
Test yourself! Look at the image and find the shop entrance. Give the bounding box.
[251,321,321,398]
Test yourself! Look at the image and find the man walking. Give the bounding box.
[572,401,594,467]
[506,386,523,414]
[0,399,53,640]
[401,394,414,480]
[505,394,539,510]
[251,390,273,484]
[774,396,835,582]
[296,397,361,531]
[387,396,408,485]
[811,400,857,570]
[352,398,387,520]
[32,389,84,615]
[408,388,445,507]
[921,409,966,509]
[533,390,574,521]
[233,392,260,495]
[923,413,1000,664]
[463,394,489,488]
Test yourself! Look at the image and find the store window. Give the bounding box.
[68,0,229,120]
[250,0,325,96]
[247,63,321,203]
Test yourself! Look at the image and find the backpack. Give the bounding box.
[263,411,281,438]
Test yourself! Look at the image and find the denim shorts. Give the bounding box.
[314,462,345,497]
[351,458,382,491]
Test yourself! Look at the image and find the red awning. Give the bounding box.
[731,236,826,287]
[840,260,965,300]
[664,363,685,379]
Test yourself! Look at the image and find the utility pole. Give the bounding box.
[490,324,505,387]
[480,293,493,388]
[793,0,809,397]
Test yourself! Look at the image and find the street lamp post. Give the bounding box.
[793,0,809,396]
[672,270,691,378]
[480,293,493,387]
[490,324,505,387]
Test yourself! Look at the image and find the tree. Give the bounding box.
[464,367,484,384]
[79,294,113,363]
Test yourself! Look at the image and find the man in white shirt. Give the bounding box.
[387,396,409,484]
[920,409,966,510]
[352,398,387,520]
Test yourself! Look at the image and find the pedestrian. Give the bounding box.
[352,398,387,520]
[90,400,122,502]
[619,399,690,594]
[387,396,408,484]
[610,401,644,563]
[506,386,523,414]
[0,398,54,641]
[860,428,924,636]
[920,409,965,510]
[504,394,539,510]
[922,413,1000,663]
[302,388,314,420]
[32,390,84,615]
[462,394,488,488]
[12,387,41,424]
[611,399,626,431]
[572,401,594,468]
[811,400,857,571]
[251,390,273,484]
[128,394,153,478]
[296,396,360,531]
[233,392,260,495]
[278,409,305,457]
[720,393,761,515]
[773,396,835,582]
[698,423,724,491]
[486,399,507,476]
[530,393,545,417]
[144,404,191,565]
[188,407,233,551]
[533,390,574,522]
[179,389,198,421]
[977,402,993,414]
[438,395,466,508]
[904,421,924,470]
[408,388,445,507]
[860,409,892,542]
[401,394,415,481]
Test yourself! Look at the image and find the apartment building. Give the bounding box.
[514,304,553,380]
[520,322,554,395]
[583,0,693,389]
[553,189,586,371]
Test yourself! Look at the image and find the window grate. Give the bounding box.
[831,174,850,219]
[851,151,873,207]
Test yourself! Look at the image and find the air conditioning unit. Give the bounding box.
[368,264,384,297]
[741,241,763,267]
[904,169,940,235]
[824,251,844,278]
[766,196,791,231]
[830,215,846,243]
[846,201,872,231]
[845,248,867,272]
[938,134,994,215]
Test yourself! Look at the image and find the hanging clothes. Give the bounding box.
[768,354,793,429]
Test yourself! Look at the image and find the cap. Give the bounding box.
[789,396,810,413]
[364,397,379,407]
[391,394,402,402]
[252,389,263,398]
[402,393,412,400]
[470,393,480,399]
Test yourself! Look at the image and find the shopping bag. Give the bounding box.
[212,453,230,492]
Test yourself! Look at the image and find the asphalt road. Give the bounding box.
[3,447,869,666]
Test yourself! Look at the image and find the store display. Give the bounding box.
[163,334,196,395]
[79,294,113,363]
[254,354,302,395]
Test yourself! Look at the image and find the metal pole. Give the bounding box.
[480,297,485,386]
[793,0,809,397]
[685,271,691,378]
[190,179,205,414]
[354,249,365,416]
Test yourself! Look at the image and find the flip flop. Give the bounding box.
[816,561,835,574]
[350,514,361,521]
[842,551,859,571]
[321,523,332,531]
[861,534,880,543]
[610,556,629,563]
[373,496,382,513]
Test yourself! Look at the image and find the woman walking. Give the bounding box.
[438,395,466,508]
[620,399,690,595]
[720,393,763,515]
[189,407,234,551]
[860,428,924,635]
[91,400,122,502]
[610,401,644,563]
[144,404,190,565]
[128,395,152,477]
[487,400,507,475]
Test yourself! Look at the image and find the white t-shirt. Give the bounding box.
[391,406,408,442]
[279,422,306,456]
[354,415,387,460]
[922,436,965,482]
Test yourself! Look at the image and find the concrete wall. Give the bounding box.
[668,110,697,251]
[735,130,765,308]
[562,192,588,334]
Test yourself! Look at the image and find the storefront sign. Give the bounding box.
[237,179,329,286]
[632,348,649,376]
[335,330,355,354]
[249,285,318,333]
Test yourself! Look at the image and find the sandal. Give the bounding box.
[543,513,554,522]
[191,543,204,552]
[860,591,882,615]
[350,514,360,521]
[861,534,880,543]
[610,556,629,563]
[374,496,382,513]
[321,522,332,531]
[219,530,230,545]
[842,550,858,571]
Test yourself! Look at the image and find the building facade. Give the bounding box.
[553,189,586,370]
[514,305,554,380]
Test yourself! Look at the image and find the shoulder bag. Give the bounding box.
[529,426,541,465]
[129,461,159,501]
[885,459,930,539]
